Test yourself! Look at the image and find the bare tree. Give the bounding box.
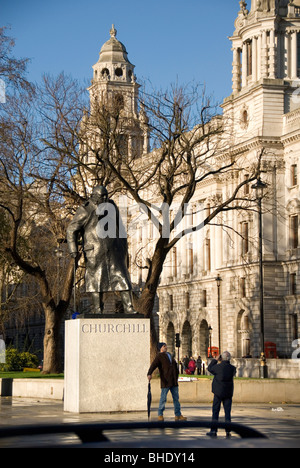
[0,27,34,94]
[0,84,78,373]
[1,64,264,369]
[45,80,264,359]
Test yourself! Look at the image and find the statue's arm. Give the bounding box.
[66,207,88,257]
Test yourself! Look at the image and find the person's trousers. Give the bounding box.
[158,386,181,417]
[211,394,232,433]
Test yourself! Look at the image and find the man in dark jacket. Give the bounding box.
[147,343,187,422]
[207,351,236,438]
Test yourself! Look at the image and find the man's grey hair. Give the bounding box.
[221,351,231,361]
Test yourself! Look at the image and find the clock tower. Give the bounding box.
[88,25,149,156]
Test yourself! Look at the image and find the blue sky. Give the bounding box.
[1,0,241,105]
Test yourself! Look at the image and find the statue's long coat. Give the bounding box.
[67,199,132,293]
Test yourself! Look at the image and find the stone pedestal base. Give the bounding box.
[64,317,150,413]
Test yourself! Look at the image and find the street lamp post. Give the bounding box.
[208,326,213,358]
[251,177,267,378]
[215,275,222,353]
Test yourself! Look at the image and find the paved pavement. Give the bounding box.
[0,397,299,448]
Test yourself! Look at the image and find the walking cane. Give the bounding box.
[74,260,76,311]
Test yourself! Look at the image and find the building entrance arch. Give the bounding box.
[199,319,209,358]
[166,322,175,357]
[182,320,192,357]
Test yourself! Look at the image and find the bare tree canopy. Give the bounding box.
[0,41,264,369]
[0,27,34,94]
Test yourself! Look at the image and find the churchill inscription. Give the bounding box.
[81,322,148,334]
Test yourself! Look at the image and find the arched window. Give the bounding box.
[101,68,109,78]
[115,67,123,77]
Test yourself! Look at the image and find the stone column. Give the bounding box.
[291,30,298,80]
[257,34,262,80]
[242,42,248,87]
[284,32,290,78]
[252,36,258,82]
[269,29,276,79]
[232,47,241,93]
[277,32,282,79]
[261,30,268,78]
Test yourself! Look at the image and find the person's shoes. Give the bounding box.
[175,415,187,421]
[157,416,164,422]
[206,431,217,438]
[226,432,231,439]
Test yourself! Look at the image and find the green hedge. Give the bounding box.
[0,348,39,371]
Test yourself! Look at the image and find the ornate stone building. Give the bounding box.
[7,2,300,364]
[146,0,300,359]
[84,2,300,361]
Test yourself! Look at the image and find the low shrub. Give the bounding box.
[0,347,39,371]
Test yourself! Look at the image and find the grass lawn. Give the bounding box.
[0,371,64,379]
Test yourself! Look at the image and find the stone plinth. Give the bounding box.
[64,317,150,413]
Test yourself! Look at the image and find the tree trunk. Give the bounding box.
[42,304,64,374]
[40,260,74,374]
[135,238,169,362]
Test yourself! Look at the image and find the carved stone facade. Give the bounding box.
[85,6,300,360]
[146,1,300,359]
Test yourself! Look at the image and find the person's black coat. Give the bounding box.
[207,359,236,399]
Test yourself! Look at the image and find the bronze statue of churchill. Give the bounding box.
[66,185,136,314]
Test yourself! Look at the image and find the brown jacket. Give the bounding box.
[147,352,179,388]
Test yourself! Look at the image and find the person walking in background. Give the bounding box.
[147,342,187,422]
[183,355,189,372]
[188,357,196,375]
[196,356,202,375]
[206,351,236,439]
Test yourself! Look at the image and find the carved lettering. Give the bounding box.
[81,321,147,334]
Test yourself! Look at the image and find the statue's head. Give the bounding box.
[91,185,108,204]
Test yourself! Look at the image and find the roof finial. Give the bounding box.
[110,24,117,38]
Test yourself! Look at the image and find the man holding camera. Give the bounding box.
[206,351,236,438]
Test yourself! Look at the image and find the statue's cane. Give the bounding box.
[73,258,76,316]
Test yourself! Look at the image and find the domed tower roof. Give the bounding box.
[98,25,133,65]
[91,25,135,85]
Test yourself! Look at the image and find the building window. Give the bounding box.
[291,314,298,340]
[185,292,190,310]
[240,277,246,298]
[202,289,207,308]
[290,215,299,249]
[244,174,250,195]
[290,273,297,295]
[172,247,177,277]
[187,246,194,275]
[115,67,123,77]
[205,238,211,271]
[291,164,298,186]
[169,294,173,311]
[241,222,249,255]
